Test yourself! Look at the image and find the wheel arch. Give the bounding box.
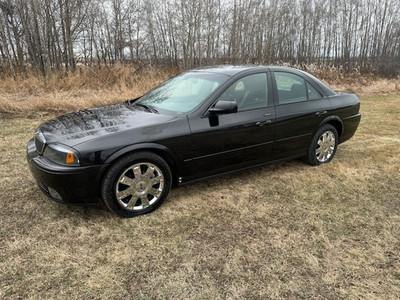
[97,143,180,187]
[319,116,343,138]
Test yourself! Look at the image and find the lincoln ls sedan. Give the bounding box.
[27,66,361,217]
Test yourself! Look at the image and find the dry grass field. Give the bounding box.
[0,68,399,299]
[0,64,399,116]
[0,66,179,116]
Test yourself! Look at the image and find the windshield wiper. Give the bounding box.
[135,103,159,113]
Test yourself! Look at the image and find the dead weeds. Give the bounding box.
[0,65,399,116]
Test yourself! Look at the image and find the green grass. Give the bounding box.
[0,94,399,299]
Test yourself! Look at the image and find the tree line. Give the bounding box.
[1,0,399,78]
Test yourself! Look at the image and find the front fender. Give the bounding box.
[103,142,179,165]
[95,143,180,187]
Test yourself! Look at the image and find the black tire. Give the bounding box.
[304,124,339,166]
[101,152,172,218]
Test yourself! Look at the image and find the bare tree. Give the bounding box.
[0,0,399,77]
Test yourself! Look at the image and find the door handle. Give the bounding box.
[256,120,272,126]
[315,111,327,116]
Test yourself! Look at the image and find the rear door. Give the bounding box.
[272,71,332,159]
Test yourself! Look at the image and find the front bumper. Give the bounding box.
[27,139,103,205]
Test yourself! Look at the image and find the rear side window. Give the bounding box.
[274,72,322,104]
[307,83,322,100]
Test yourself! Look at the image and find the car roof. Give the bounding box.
[191,65,269,76]
[191,65,315,77]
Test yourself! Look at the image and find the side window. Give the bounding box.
[307,82,322,100]
[274,72,307,104]
[216,73,269,111]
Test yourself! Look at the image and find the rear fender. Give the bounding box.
[318,116,344,137]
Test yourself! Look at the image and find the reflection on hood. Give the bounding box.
[38,102,178,145]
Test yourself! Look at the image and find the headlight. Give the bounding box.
[43,144,80,166]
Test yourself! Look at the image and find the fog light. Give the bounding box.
[48,187,63,201]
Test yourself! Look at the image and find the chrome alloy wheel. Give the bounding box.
[315,131,336,163]
[115,162,164,211]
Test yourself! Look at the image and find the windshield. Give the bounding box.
[136,72,229,113]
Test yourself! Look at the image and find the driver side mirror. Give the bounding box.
[208,101,238,115]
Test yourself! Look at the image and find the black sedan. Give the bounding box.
[27,66,361,217]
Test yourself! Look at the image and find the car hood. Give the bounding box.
[38,102,179,147]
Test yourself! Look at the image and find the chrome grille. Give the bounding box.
[34,131,46,154]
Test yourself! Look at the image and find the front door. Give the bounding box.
[184,73,275,181]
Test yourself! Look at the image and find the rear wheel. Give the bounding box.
[101,152,172,217]
[304,124,338,166]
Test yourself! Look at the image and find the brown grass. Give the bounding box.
[0,89,399,298]
[0,65,399,117]
[0,65,179,116]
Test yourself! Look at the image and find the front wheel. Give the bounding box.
[101,152,172,218]
[304,124,339,166]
